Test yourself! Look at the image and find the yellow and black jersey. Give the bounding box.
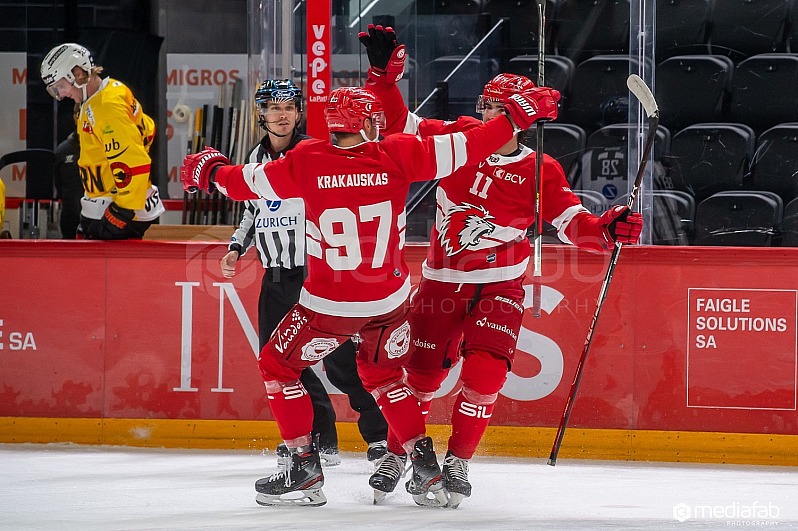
[77,77,156,212]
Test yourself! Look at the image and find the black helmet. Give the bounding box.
[255,79,303,111]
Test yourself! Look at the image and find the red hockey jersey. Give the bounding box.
[213,117,516,317]
[369,77,608,284]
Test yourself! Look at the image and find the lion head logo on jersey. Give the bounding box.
[439,203,496,256]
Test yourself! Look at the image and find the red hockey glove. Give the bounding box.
[504,87,561,131]
[181,147,229,193]
[358,24,406,83]
[599,205,644,246]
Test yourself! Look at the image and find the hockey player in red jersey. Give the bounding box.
[181,84,559,508]
[359,25,644,508]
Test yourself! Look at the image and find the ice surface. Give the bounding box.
[2,443,796,530]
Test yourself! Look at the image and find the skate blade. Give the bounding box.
[411,483,449,508]
[373,489,387,505]
[447,492,467,509]
[320,454,341,467]
[255,488,327,507]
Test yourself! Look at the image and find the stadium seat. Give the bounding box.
[574,123,671,211]
[655,0,712,59]
[790,2,798,53]
[560,55,645,133]
[666,123,756,203]
[425,55,500,103]
[416,0,487,14]
[749,123,798,204]
[408,14,490,96]
[655,55,733,132]
[552,0,630,64]
[487,0,558,57]
[729,54,798,135]
[694,190,783,247]
[506,54,575,106]
[650,190,695,245]
[709,0,790,61]
[613,190,694,245]
[527,123,586,186]
[782,197,798,247]
[586,123,670,162]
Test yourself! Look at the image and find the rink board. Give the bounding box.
[1,240,797,464]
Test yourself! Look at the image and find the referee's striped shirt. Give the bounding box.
[228,134,309,269]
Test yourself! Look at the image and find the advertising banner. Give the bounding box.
[3,242,798,437]
[304,0,332,139]
[0,53,28,198]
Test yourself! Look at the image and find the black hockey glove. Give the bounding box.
[97,203,136,239]
[358,24,406,83]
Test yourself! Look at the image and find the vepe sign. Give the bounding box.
[687,288,798,410]
[306,0,331,140]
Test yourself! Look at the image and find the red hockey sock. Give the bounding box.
[386,399,431,455]
[265,380,314,446]
[386,429,404,455]
[448,389,495,460]
[374,382,426,453]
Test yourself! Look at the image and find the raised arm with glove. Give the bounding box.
[357,24,406,84]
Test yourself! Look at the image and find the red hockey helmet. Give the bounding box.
[325,87,384,134]
[476,73,536,114]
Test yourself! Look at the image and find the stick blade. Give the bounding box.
[627,74,659,118]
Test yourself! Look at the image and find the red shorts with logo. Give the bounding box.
[407,276,525,375]
[258,301,411,391]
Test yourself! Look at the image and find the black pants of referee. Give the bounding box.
[259,266,388,451]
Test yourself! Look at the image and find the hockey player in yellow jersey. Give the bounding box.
[41,43,164,239]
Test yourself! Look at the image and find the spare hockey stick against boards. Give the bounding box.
[548,74,659,466]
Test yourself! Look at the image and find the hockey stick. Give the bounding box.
[181,108,195,225]
[531,0,546,318]
[547,74,658,466]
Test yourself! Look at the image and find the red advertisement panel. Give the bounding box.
[687,288,797,410]
[2,242,798,437]
[305,0,332,139]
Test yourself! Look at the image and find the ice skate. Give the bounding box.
[442,450,471,509]
[319,446,341,467]
[255,445,326,507]
[367,440,388,466]
[369,451,408,504]
[405,436,448,508]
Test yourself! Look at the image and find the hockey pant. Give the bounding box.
[258,301,426,452]
[388,277,526,458]
[324,340,388,444]
[258,267,337,449]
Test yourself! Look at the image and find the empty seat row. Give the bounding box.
[501,53,798,134]
[421,0,798,63]
[656,53,798,133]
[692,190,790,247]
[575,190,798,248]
[535,121,798,207]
